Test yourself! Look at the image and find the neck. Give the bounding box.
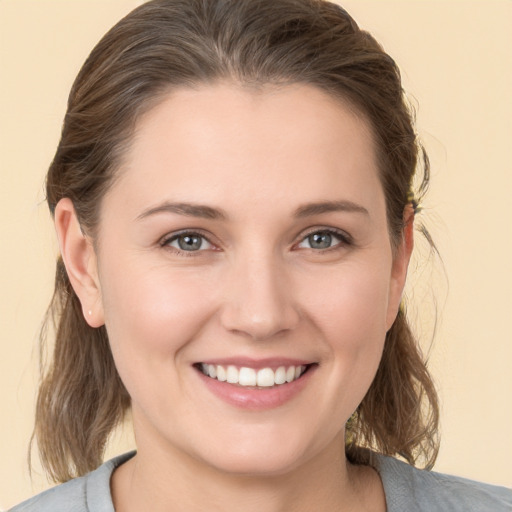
[111,433,384,512]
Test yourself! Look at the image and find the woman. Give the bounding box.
[9,0,511,510]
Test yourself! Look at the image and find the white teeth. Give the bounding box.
[199,363,308,387]
[226,365,239,384]
[257,368,275,387]
[239,367,256,386]
[274,366,286,385]
[216,365,227,382]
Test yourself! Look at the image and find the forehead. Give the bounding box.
[108,83,384,218]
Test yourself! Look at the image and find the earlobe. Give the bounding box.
[54,198,104,328]
[385,206,415,330]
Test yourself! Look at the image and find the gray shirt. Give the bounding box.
[9,452,512,511]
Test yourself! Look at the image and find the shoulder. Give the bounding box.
[8,475,88,512]
[374,454,512,512]
[8,452,135,512]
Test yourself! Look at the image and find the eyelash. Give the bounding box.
[295,227,352,252]
[159,230,216,256]
[159,227,352,256]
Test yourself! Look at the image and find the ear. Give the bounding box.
[385,205,414,330]
[54,198,104,328]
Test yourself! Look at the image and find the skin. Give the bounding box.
[55,83,413,512]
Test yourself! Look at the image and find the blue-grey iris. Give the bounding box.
[308,232,332,249]
[178,234,203,251]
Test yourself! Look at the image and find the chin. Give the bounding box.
[205,449,306,477]
[191,425,328,478]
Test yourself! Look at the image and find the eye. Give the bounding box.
[297,229,350,250]
[162,232,214,252]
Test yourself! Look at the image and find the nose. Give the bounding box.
[219,253,300,341]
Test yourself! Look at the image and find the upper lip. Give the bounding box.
[196,357,315,370]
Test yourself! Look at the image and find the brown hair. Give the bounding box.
[34,0,439,483]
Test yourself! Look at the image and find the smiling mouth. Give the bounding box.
[195,363,314,388]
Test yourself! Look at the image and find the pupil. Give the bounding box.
[310,232,331,249]
[178,235,202,251]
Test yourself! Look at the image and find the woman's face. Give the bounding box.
[91,83,410,475]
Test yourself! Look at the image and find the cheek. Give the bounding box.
[306,262,391,343]
[98,258,218,381]
[301,260,391,394]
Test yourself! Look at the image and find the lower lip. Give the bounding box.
[196,366,316,411]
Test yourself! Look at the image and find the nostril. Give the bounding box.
[220,304,300,341]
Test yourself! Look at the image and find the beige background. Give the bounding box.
[1,0,511,508]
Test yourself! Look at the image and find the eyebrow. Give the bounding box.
[136,199,369,222]
[136,202,228,221]
[293,200,369,218]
